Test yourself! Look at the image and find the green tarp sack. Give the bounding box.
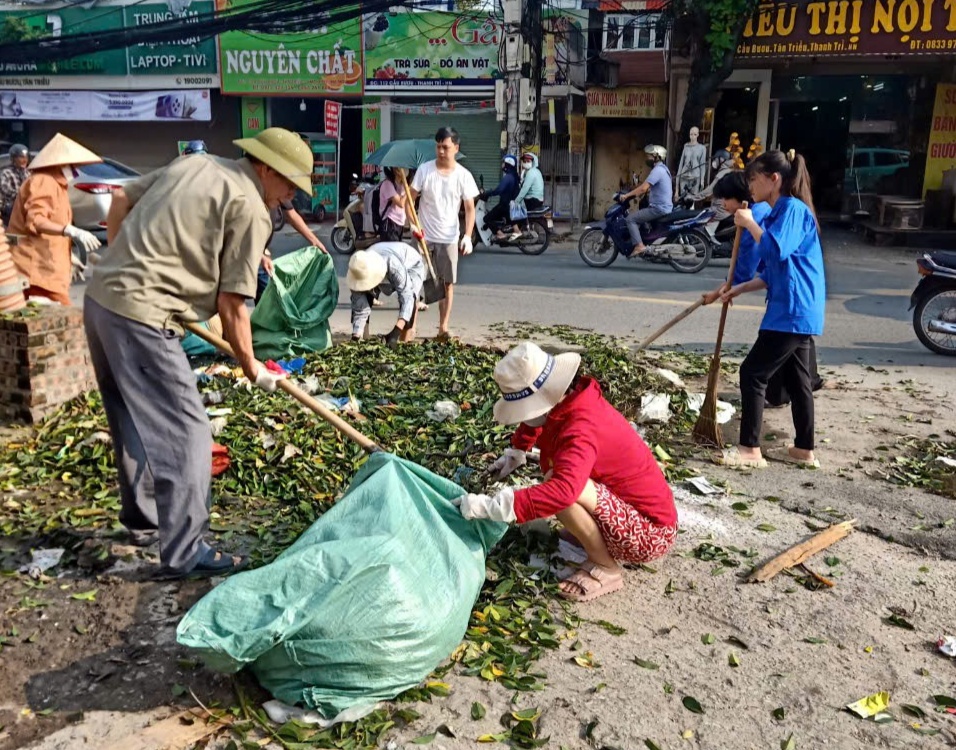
[180,321,217,357]
[251,246,338,359]
[176,453,507,718]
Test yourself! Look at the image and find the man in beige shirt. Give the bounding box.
[84,128,313,578]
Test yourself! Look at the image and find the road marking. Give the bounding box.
[581,292,764,312]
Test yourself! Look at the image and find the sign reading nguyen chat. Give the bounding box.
[216,0,363,95]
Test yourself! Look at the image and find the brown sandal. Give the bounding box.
[559,561,624,603]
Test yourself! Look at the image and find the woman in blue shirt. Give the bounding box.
[717,150,826,469]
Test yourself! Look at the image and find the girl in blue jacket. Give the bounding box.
[717,150,826,469]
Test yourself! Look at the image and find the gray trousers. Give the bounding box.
[84,297,212,575]
[626,206,668,247]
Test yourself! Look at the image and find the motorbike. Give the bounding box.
[330,173,380,255]
[910,251,956,356]
[578,193,714,273]
[474,194,553,255]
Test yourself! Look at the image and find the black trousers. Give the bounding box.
[739,330,815,450]
[484,200,510,229]
[766,337,823,406]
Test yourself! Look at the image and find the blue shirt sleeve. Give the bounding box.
[731,202,772,285]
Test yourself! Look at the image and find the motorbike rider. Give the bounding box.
[691,148,735,217]
[510,152,544,240]
[182,140,207,156]
[616,145,673,257]
[0,143,29,225]
[478,155,520,240]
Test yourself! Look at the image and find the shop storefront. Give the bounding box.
[703,0,956,222]
[585,85,669,218]
[217,0,363,217]
[364,9,501,188]
[0,0,224,172]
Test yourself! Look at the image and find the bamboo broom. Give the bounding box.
[692,202,747,446]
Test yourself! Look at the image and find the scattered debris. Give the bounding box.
[846,691,890,720]
[426,400,461,422]
[749,520,856,583]
[17,548,64,578]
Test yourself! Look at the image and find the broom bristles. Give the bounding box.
[692,355,724,446]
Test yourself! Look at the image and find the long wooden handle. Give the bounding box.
[709,201,749,368]
[185,323,382,454]
[635,298,704,352]
[396,169,438,281]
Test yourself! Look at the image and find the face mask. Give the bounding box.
[645,159,656,168]
[523,412,548,427]
[61,166,74,182]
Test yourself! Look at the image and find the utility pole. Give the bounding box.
[498,0,524,157]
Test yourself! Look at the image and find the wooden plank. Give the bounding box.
[99,709,232,750]
[749,520,856,583]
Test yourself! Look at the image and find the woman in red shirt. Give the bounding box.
[455,343,677,602]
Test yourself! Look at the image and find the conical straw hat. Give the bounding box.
[29,133,102,171]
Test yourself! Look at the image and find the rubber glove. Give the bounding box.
[63,225,101,254]
[486,447,526,480]
[459,234,473,256]
[253,364,286,393]
[453,488,516,523]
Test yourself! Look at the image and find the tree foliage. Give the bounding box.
[665,0,760,146]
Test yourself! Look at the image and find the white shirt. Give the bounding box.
[411,159,479,244]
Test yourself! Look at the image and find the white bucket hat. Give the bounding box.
[347,250,388,292]
[493,342,581,425]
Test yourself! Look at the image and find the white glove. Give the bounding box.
[487,448,526,480]
[253,365,286,393]
[63,225,101,254]
[70,253,86,282]
[454,488,516,523]
[459,234,473,256]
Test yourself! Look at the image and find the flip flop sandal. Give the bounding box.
[558,562,624,603]
[766,447,821,469]
[714,448,768,469]
[153,547,246,581]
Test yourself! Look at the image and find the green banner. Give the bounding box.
[364,10,499,90]
[361,98,382,176]
[218,0,362,95]
[0,1,217,78]
[239,96,266,138]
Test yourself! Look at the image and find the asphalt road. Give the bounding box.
[268,222,955,393]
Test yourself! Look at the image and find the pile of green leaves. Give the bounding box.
[873,432,956,500]
[0,331,689,748]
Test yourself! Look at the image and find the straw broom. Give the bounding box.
[692,202,748,446]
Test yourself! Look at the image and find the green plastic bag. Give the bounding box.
[180,321,217,357]
[176,453,507,718]
[251,246,338,359]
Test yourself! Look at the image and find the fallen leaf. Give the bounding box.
[471,702,486,720]
[901,704,925,719]
[804,637,827,644]
[592,683,607,693]
[70,589,97,602]
[933,694,956,710]
[644,741,662,750]
[171,683,187,697]
[772,707,785,720]
[73,624,87,635]
[756,523,777,533]
[411,734,436,745]
[846,691,890,719]
[633,657,660,670]
[728,652,741,668]
[781,733,796,750]
[884,613,915,630]
[701,633,715,645]
[682,696,704,714]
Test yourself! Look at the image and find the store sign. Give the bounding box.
[0,1,218,89]
[240,97,265,138]
[569,114,587,154]
[923,83,956,195]
[364,10,499,90]
[217,0,362,95]
[361,103,381,176]
[0,89,212,121]
[585,86,667,118]
[325,101,341,139]
[737,0,956,58]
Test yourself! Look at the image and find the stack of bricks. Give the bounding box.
[0,306,96,423]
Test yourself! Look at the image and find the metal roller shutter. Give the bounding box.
[393,112,502,192]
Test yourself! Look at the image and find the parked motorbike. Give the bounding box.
[474,194,553,255]
[910,251,956,356]
[331,173,380,255]
[578,193,714,273]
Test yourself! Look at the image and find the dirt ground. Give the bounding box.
[2,351,955,750]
